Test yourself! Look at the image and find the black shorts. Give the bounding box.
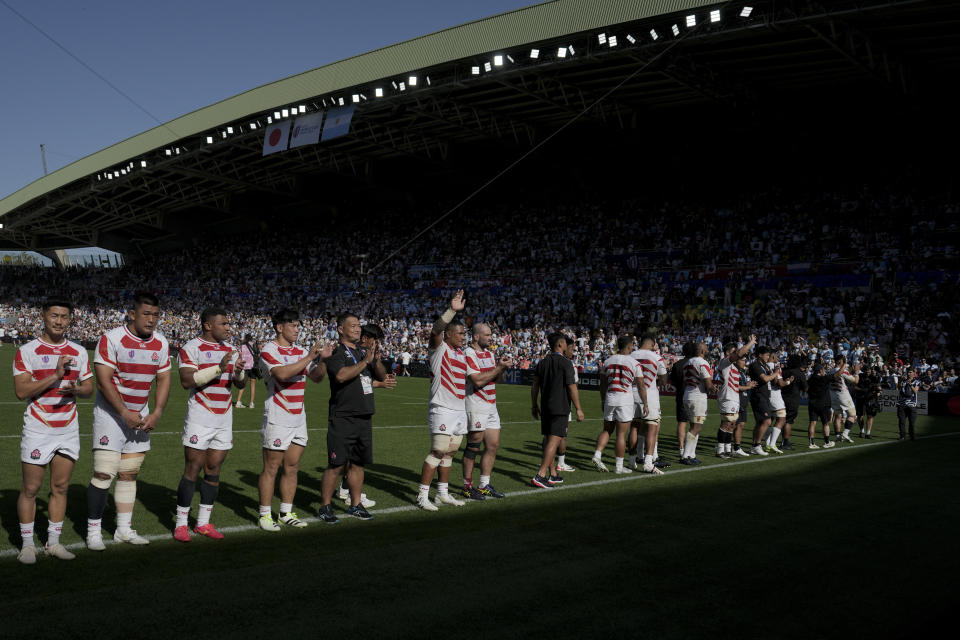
[737,404,748,425]
[246,366,262,380]
[327,414,373,466]
[784,403,800,424]
[751,396,771,423]
[541,414,570,438]
[864,399,879,417]
[808,404,832,424]
[854,399,866,417]
[675,395,689,423]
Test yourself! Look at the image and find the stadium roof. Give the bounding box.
[1,0,958,258]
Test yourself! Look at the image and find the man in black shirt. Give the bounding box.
[855,368,882,438]
[779,354,807,450]
[805,363,835,448]
[316,313,387,523]
[670,342,695,456]
[748,347,780,455]
[531,333,584,489]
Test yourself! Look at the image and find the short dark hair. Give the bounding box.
[756,345,771,356]
[639,333,657,347]
[786,354,804,368]
[362,324,384,340]
[200,307,227,326]
[682,342,697,358]
[338,312,359,326]
[132,291,159,309]
[723,342,738,354]
[272,308,300,330]
[41,300,73,314]
[547,332,567,351]
[445,320,463,335]
[617,335,635,351]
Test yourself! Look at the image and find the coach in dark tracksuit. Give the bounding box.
[779,354,806,450]
[897,370,920,440]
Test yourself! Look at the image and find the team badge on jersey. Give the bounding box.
[189,435,199,444]
[331,451,337,460]
[42,355,50,364]
[273,438,282,447]
[439,424,446,431]
[99,435,109,446]
[30,449,41,460]
[128,350,136,359]
[476,421,482,429]
[151,352,160,362]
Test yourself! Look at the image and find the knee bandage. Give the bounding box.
[430,434,452,453]
[91,450,121,489]
[439,457,453,468]
[425,454,442,467]
[119,456,145,476]
[464,441,481,460]
[115,480,137,505]
[447,434,463,454]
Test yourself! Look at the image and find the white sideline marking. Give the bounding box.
[4,431,957,560]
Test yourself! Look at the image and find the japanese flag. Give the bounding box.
[262,121,291,156]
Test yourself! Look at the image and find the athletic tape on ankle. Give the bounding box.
[91,450,121,488]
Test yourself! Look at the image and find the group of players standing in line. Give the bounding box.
[10,291,925,564]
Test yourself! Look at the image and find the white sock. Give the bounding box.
[593,450,602,460]
[259,505,271,518]
[479,475,491,488]
[557,454,566,467]
[47,521,63,546]
[20,522,34,548]
[843,427,851,437]
[197,504,213,527]
[615,457,624,470]
[693,433,700,455]
[725,442,733,454]
[116,511,132,533]
[437,482,449,497]
[279,502,293,514]
[770,427,782,446]
[87,518,102,538]
[653,443,659,458]
[418,484,430,497]
[643,454,654,467]
[176,506,190,528]
[683,433,697,458]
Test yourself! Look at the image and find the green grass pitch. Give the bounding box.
[0,346,957,638]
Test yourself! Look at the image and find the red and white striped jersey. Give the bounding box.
[429,342,466,411]
[716,357,740,406]
[179,337,240,429]
[630,349,666,402]
[13,338,92,430]
[465,346,497,411]
[828,367,856,397]
[603,354,640,407]
[260,341,311,427]
[683,356,712,398]
[769,368,786,410]
[94,325,170,415]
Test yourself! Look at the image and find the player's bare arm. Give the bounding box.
[307,342,335,383]
[94,362,143,430]
[468,354,513,389]
[429,289,464,349]
[531,376,541,419]
[568,384,585,421]
[13,354,74,400]
[272,341,326,382]
[141,369,171,432]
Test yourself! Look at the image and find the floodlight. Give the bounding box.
[598,33,607,45]
[530,48,539,59]
[650,29,659,40]
[484,62,492,72]
[471,65,480,74]
[710,9,720,22]
[672,24,680,36]
[568,45,575,55]
[360,93,367,100]
[557,46,567,58]
[226,126,233,134]
[249,122,258,130]
[299,105,306,112]
[426,76,431,85]
[120,169,127,175]
[267,116,273,123]
[391,81,398,89]
[338,97,345,105]
[281,108,289,118]
[274,111,281,119]
[140,160,147,167]
[506,56,514,64]
[352,94,360,103]
[206,136,213,144]
[740,6,753,17]
[375,87,384,97]
[494,55,503,66]
[609,35,618,46]
[626,34,636,44]
[686,15,696,27]
[165,149,172,156]
[409,75,418,86]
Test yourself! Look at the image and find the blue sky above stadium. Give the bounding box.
[0,0,534,202]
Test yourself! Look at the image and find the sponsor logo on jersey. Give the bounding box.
[30,449,41,460]
[99,435,109,446]
[128,350,136,359]
[42,355,50,364]
[206,351,213,359]
[189,435,199,444]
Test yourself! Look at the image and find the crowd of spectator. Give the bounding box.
[1,185,957,391]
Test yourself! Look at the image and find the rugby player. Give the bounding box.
[86,292,171,551]
[173,308,246,542]
[828,355,860,443]
[670,343,696,457]
[762,352,795,454]
[14,300,94,564]
[680,342,716,465]
[592,335,641,473]
[416,291,474,511]
[748,346,780,457]
[715,336,756,459]
[627,333,668,474]
[731,351,757,456]
[256,309,331,531]
[461,322,513,500]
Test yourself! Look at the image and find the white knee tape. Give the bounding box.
[447,434,463,454]
[439,457,453,468]
[118,456,144,475]
[425,454,442,467]
[430,434,452,453]
[91,450,121,489]
[114,480,137,505]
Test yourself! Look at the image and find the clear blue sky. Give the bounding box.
[0,0,536,201]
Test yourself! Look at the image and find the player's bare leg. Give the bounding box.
[114,452,148,544]
[462,431,484,492]
[258,448,284,529]
[592,421,615,471]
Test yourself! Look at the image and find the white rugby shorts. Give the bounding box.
[92,404,151,453]
[21,425,80,465]
[635,394,661,422]
[429,406,468,436]
[467,408,501,432]
[831,393,857,419]
[604,403,636,423]
[683,395,708,423]
[183,420,233,451]
[261,418,308,451]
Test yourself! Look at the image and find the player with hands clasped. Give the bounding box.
[173,307,247,542]
[13,300,94,564]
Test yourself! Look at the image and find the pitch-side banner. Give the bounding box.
[321,105,355,141]
[879,389,928,415]
[289,112,324,149]
[262,121,292,156]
